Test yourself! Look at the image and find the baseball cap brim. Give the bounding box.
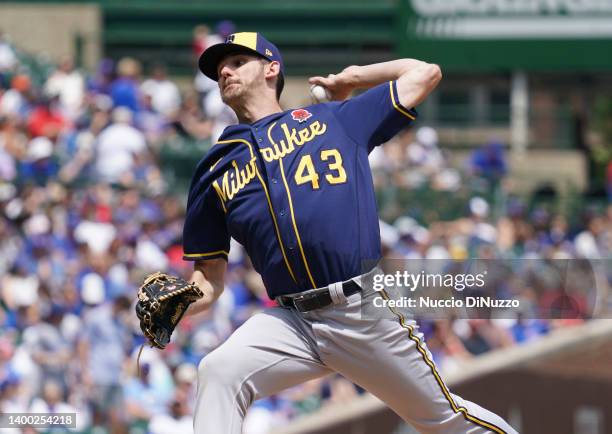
[198,43,269,81]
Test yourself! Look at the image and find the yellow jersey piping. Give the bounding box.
[266,122,317,288]
[278,157,317,289]
[215,139,297,283]
[184,250,228,258]
[389,81,416,120]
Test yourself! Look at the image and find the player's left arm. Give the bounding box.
[185,258,227,316]
[309,59,442,107]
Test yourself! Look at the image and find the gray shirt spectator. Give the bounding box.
[79,299,131,386]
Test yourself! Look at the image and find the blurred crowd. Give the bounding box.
[373,125,612,374]
[0,23,611,434]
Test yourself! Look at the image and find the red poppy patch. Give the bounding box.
[291,109,312,123]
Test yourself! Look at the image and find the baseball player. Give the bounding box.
[181,32,518,433]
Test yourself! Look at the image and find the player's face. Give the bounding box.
[217,54,266,104]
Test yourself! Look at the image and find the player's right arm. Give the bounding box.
[309,59,442,108]
[185,258,227,316]
[308,59,441,152]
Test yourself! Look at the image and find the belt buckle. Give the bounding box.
[293,291,322,313]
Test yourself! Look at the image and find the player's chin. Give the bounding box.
[221,88,242,105]
[220,93,235,105]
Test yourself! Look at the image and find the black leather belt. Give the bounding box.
[276,280,361,313]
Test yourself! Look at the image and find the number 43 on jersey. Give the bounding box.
[294,149,347,189]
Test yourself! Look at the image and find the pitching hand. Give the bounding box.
[308,68,357,101]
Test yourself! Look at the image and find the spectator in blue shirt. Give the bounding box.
[110,57,142,112]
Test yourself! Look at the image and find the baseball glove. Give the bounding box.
[136,272,203,349]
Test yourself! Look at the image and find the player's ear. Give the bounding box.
[264,61,281,80]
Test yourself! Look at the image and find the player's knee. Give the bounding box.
[197,350,255,412]
[198,352,222,385]
[198,349,238,387]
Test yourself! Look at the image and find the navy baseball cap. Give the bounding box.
[198,32,284,81]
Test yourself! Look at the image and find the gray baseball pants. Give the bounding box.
[194,283,518,434]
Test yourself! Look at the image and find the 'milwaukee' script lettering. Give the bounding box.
[212,157,258,204]
[211,120,328,205]
[261,121,327,162]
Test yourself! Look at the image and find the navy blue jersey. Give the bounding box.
[183,80,417,298]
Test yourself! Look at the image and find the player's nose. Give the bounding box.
[219,64,233,80]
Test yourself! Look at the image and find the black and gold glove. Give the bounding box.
[135,272,203,349]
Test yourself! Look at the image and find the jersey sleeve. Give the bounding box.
[328,80,418,152]
[182,185,230,262]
